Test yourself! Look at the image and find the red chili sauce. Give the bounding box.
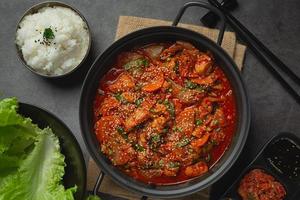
[238,169,286,200]
[93,41,237,185]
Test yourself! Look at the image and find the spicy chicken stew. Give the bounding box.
[93,41,237,185]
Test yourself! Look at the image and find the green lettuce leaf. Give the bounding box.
[0,98,76,200]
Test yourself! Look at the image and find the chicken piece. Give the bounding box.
[95,116,135,166]
[212,84,223,90]
[150,103,168,115]
[124,100,154,131]
[96,96,120,116]
[159,142,173,155]
[198,97,220,118]
[150,116,168,132]
[191,133,210,149]
[169,79,204,104]
[210,129,225,144]
[192,126,206,138]
[94,115,122,142]
[177,50,196,78]
[161,80,172,93]
[175,107,196,135]
[122,91,137,103]
[163,167,180,177]
[173,98,183,115]
[194,54,213,75]
[160,43,184,60]
[111,143,136,165]
[139,132,147,144]
[184,161,208,177]
[166,58,177,70]
[191,71,218,85]
[211,108,225,127]
[142,71,164,92]
[117,103,136,120]
[127,131,137,144]
[176,89,204,104]
[141,169,163,178]
[165,148,195,166]
[108,72,135,92]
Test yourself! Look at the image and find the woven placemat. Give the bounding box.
[87,16,246,200]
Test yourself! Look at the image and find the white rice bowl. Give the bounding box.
[16,6,90,76]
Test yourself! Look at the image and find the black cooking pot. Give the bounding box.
[80,1,250,198]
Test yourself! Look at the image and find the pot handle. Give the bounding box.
[92,171,105,196]
[92,171,148,200]
[172,1,226,46]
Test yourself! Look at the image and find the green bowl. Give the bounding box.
[19,103,86,200]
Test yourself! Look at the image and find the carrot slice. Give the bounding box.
[184,161,208,177]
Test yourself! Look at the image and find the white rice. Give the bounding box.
[16,6,90,76]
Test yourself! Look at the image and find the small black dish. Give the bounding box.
[220,132,300,200]
[19,103,87,200]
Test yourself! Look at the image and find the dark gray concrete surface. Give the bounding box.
[0,0,299,199]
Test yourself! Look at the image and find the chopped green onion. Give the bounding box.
[205,153,211,162]
[142,59,149,67]
[135,98,144,107]
[168,161,180,168]
[134,143,145,152]
[116,126,125,134]
[215,127,222,132]
[43,28,55,40]
[162,127,169,134]
[114,92,127,104]
[116,126,128,139]
[184,80,198,89]
[135,123,145,130]
[157,99,163,104]
[195,119,203,126]
[163,100,175,119]
[124,58,149,71]
[174,60,179,74]
[149,108,156,113]
[211,139,219,146]
[177,137,191,147]
[108,149,113,155]
[159,160,164,167]
[134,83,143,91]
[151,134,161,143]
[166,87,173,93]
[211,119,219,125]
[172,126,183,132]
